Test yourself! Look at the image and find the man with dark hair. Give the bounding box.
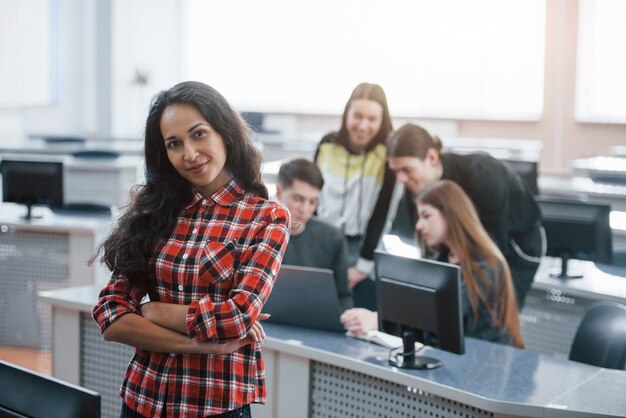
[276,158,353,312]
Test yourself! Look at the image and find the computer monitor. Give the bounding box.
[375,251,464,370]
[0,360,100,418]
[1,158,64,219]
[503,159,539,195]
[536,196,613,279]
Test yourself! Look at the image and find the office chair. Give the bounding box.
[569,302,626,370]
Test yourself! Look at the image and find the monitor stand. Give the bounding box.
[21,203,43,221]
[388,330,441,370]
[550,254,583,279]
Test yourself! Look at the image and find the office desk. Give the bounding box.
[539,175,626,212]
[0,138,143,156]
[40,285,626,418]
[0,204,112,350]
[521,257,626,359]
[0,153,143,208]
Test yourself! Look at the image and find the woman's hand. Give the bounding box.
[340,308,378,334]
[197,313,271,355]
[348,267,369,288]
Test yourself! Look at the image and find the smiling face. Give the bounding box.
[160,103,230,196]
[388,153,441,196]
[276,179,320,233]
[345,98,384,152]
[415,203,448,248]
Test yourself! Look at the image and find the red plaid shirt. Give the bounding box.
[92,179,290,417]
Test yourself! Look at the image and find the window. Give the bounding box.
[0,0,55,108]
[183,0,545,120]
[576,0,626,123]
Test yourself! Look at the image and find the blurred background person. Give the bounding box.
[315,82,396,310]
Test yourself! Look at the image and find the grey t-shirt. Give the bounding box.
[282,218,353,312]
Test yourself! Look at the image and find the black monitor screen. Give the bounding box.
[536,196,612,278]
[375,251,464,369]
[0,360,100,418]
[503,159,539,195]
[1,159,63,218]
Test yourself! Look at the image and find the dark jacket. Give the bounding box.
[440,152,541,258]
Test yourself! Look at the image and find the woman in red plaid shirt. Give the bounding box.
[92,81,290,417]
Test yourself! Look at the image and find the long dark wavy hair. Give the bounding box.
[91,81,267,292]
[416,180,524,348]
[336,82,393,153]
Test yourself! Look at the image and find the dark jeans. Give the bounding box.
[353,277,378,311]
[121,402,251,418]
[508,224,543,310]
[345,235,378,311]
[507,253,540,310]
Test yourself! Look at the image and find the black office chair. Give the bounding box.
[569,303,626,370]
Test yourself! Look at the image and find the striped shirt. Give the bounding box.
[92,179,290,417]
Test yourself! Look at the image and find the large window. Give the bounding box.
[0,0,55,108]
[576,0,626,123]
[183,0,545,120]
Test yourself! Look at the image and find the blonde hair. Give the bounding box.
[416,180,524,348]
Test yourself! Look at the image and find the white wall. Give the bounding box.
[111,0,182,139]
[0,0,100,145]
[2,0,624,174]
[0,0,182,145]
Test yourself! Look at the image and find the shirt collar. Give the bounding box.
[185,178,245,209]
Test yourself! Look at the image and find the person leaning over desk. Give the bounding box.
[386,123,543,309]
[341,180,524,348]
[91,81,290,418]
[314,82,396,311]
[275,158,353,312]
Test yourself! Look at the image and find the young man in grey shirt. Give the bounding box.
[276,158,353,312]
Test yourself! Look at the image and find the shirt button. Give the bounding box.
[182,253,188,259]
[170,353,175,357]
[192,228,198,234]
[202,199,207,205]
[178,285,184,291]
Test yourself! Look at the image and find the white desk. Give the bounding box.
[0,204,112,350]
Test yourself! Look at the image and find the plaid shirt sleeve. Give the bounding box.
[185,204,290,342]
[92,272,145,333]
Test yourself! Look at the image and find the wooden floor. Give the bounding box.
[0,346,51,375]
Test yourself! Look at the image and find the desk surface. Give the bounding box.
[0,139,143,156]
[534,257,626,304]
[40,284,626,418]
[540,175,626,200]
[262,322,626,418]
[0,203,113,233]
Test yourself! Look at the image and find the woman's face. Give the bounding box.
[160,103,230,196]
[416,203,448,248]
[345,99,384,152]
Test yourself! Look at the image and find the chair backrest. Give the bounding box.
[0,361,100,418]
[569,303,626,370]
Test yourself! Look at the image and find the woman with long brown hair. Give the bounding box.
[314,82,396,311]
[92,81,290,417]
[341,180,524,347]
